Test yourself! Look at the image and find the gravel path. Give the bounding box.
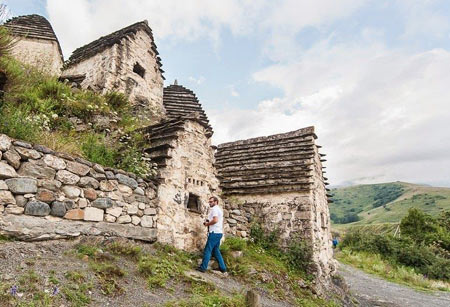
[339,263,450,307]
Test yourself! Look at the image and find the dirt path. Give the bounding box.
[339,263,450,307]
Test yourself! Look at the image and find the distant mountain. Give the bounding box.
[329,182,450,225]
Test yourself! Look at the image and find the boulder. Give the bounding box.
[5,205,24,215]
[0,134,11,151]
[118,184,133,194]
[105,171,115,180]
[131,216,141,225]
[13,140,32,149]
[51,201,67,217]
[89,169,106,180]
[134,187,145,196]
[0,180,7,190]
[79,177,100,189]
[64,208,84,220]
[15,147,41,160]
[38,179,62,191]
[99,180,118,192]
[105,214,116,223]
[92,197,114,209]
[25,201,51,216]
[3,149,21,169]
[66,161,90,176]
[15,195,27,207]
[0,162,17,179]
[36,189,56,203]
[0,191,16,205]
[126,204,139,215]
[140,215,153,228]
[106,207,122,217]
[78,198,88,208]
[144,208,157,216]
[83,188,97,201]
[84,207,104,222]
[61,185,81,199]
[56,170,80,185]
[5,178,37,194]
[18,162,56,179]
[116,174,138,189]
[117,215,131,224]
[93,164,105,173]
[43,154,66,170]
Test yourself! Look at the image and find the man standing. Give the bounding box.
[197,196,227,273]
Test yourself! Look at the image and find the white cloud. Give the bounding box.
[188,76,205,85]
[210,42,450,186]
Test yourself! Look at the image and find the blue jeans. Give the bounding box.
[200,233,227,271]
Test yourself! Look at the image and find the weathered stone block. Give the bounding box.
[5,178,38,194]
[64,208,84,220]
[92,197,114,209]
[141,215,153,228]
[0,191,16,205]
[105,214,116,223]
[126,204,138,215]
[0,162,17,179]
[15,147,41,160]
[0,180,7,190]
[13,140,32,149]
[106,207,122,217]
[5,205,23,214]
[43,154,66,170]
[38,179,62,191]
[131,216,141,225]
[134,187,145,196]
[118,184,133,194]
[79,177,100,189]
[18,162,56,179]
[25,201,51,216]
[117,215,131,224]
[56,170,80,185]
[116,173,138,189]
[84,207,104,222]
[78,198,88,208]
[0,134,11,151]
[66,161,90,176]
[90,169,106,180]
[62,185,81,199]
[3,149,21,169]
[36,189,56,203]
[105,171,115,180]
[15,195,27,207]
[51,201,67,217]
[144,208,156,215]
[83,188,97,201]
[100,180,118,192]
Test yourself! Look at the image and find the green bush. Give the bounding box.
[81,134,117,167]
[250,223,280,250]
[0,107,38,141]
[284,239,313,272]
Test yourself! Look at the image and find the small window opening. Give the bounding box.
[188,178,191,183]
[133,62,146,78]
[187,193,201,213]
[320,213,327,229]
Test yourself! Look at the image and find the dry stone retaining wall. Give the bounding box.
[0,134,158,241]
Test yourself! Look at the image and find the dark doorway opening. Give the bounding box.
[133,62,146,78]
[187,193,201,213]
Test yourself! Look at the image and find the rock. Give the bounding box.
[25,201,51,216]
[141,215,153,228]
[43,154,66,170]
[75,157,93,167]
[106,191,123,201]
[56,170,80,185]
[61,185,81,199]
[5,178,37,194]
[92,197,114,209]
[5,205,24,214]
[0,180,7,190]
[50,201,67,217]
[138,203,145,210]
[93,164,105,173]
[15,147,41,160]
[64,208,84,220]
[100,180,118,192]
[118,184,133,194]
[78,198,88,208]
[3,149,21,169]
[246,290,262,307]
[36,189,56,203]
[137,210,144,217]
[105,214,116,223]
[106,207,122,217]
[105,171,115,180]
[231,251,243,258]
[134,187,145,196]
[66,161,90,176]
[126,204,138,215]
[84,207,104,222]
[0,162,17,179]
[15,195,27,207]
[13,140,32,149]
[18,162,56,179]
[0,205,3,213]
[83,188,97,201]
[116,173,138,189]
[33,144,53,154]
[117,215,131,224]
[237,231,247,238]
[79,177,100,189]
[0,191,16,205]
[144,208,157,215]
[63,200,75,210]
[231,209,241,215]
[131,216,141,225]
[89,169,106,180]
[227,218,237,225]
[233,215,248,223]
[38,179,62,191]
[0,134,11,151]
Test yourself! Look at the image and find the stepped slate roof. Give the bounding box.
[215,126,323,195]
[163,84,212,134]
[3,14,63,59]
[65,20,163,77]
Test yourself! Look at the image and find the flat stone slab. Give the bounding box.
[5,178,38,194]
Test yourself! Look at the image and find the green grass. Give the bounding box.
[330,182,450,227]
[337,249,450,292]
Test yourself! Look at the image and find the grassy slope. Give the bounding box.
[330,182,450,228]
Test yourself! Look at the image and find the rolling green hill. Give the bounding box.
[329,182,450,226]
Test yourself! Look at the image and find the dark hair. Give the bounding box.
[209,196,219,203]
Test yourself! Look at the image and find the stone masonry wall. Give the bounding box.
[10,38,63,76]
[0,134,158,241]
[62,29,165,122]
[157,120,221,251]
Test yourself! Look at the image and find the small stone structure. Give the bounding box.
[3,15,63,75]
[0,134,157,241]
[215,127,335,279]
[61,21,165,122]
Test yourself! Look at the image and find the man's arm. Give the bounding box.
[204,216,218,226]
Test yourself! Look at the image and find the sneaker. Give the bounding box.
[196,267,206,273]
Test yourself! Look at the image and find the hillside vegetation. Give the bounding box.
[330,182,450,226]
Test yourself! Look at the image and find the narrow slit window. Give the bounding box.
[133,62,146,78]
[187,193,201,213]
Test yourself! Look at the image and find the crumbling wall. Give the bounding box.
[156,120,220,251]
[62,29,164,122]
[10,38,63,75]
[0,134,157,241]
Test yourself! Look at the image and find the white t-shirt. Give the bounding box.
[208,205,223,234]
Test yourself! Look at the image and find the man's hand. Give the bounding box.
[204,216,218,226]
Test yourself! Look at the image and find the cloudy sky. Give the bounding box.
[3,0,450,187]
